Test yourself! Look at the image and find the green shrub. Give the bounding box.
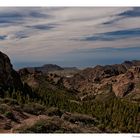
[16,119,60,133]
[45,107,63,117]
[3,98,19,106]
[4,111,14,119]
[0,104,10,114]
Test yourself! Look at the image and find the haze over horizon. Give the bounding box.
[0,7,140,68]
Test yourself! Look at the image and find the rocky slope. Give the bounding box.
[62,61,140,100]
[0,51,23,93]
[0,98,101,133]
[19,59,140,100]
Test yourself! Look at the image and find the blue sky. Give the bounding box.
[0,7,140,68]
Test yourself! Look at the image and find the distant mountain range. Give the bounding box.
[18,64,79,74]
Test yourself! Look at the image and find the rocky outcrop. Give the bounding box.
[0,51,23,92]
[62,61,140,98]
[113,82,134,97]
[18,68,31,76]
[112,66,140,97]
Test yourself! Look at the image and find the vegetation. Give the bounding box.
[0,48,139,133]
[0,74,139,133]
[4,111,14,120]
[16,118,61,133]
[0,85,139,133]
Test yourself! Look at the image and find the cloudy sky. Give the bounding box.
[0,7,140,68]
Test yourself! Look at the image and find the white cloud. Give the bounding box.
[0,7,139,67]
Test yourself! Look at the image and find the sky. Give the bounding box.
[0,7,140,68]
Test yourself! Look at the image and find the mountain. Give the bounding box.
[62,60,140,100]
[19,64,64,74]
[18,65,79,78]
[0,51,23,94]
[0,51,140,133]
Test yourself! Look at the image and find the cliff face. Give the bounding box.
[0,51,23,91]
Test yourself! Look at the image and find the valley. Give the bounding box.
[0,51,140,133]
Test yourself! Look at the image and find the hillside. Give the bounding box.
[62,61,140,100]
[0,51,23,96]
[0,51,140,133]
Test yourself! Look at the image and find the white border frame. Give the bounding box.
[0,0,140,6]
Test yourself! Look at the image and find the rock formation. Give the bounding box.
[0,51,23,92]
[62,61,140,98]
